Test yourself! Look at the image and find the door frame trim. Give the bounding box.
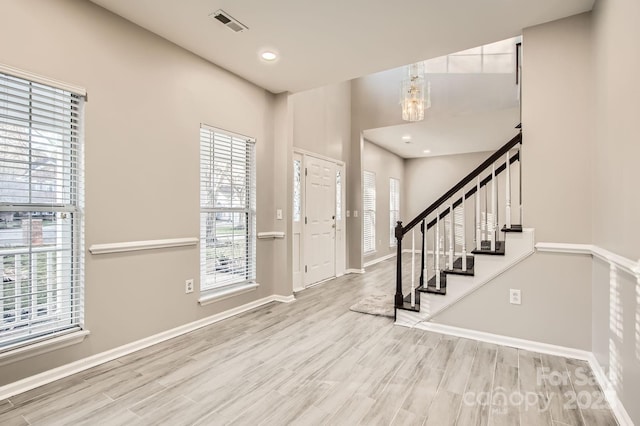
[293,149,346,288]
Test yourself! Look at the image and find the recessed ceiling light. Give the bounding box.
[260,51,278,61]
[402,135,411,141]
[423,149,431,154]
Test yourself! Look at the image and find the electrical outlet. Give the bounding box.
[185,279,194,294]
[346,210,350,218]
[509,289,521,305]
[354,210,358,218]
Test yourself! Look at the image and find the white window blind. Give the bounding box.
[363,171,376,254]
[200,125,256,292]
[390,177,400,247]
[0,70,85,351]
[293,159,301,223]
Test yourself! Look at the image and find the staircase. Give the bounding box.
[394,132,528,325]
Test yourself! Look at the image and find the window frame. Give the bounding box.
[363,170,376,254]
[0,67,85,353]
[199,124,256,299]
[389,177,400,247]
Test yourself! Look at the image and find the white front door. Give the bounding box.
[304,156,336,286]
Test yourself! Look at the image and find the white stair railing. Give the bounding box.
[393,133,522,309]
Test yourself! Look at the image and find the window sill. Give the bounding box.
[198,282,260,306]
[0,329,90,367]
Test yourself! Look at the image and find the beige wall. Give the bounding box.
[434,252,592,350]
[591,258,640,424]
[521,13,593,244]
[591,1,640,423]
[291,82,351,163]
[349,71,411,270]
[290,82,354,268]
[404,151,492,221]
[362,140,404,262]
[0,0,286,385]
[271,93,294,296]
[592,0,640,260]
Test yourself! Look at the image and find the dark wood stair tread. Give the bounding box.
[417,273,447,295]
[502,224,523,233]
[396,292,420,312]
[472,240,505,255]
[444,256,475,276]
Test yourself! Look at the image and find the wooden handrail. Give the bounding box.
[401,132,522,235]
[423,151,520,230]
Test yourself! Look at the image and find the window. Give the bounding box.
[335,170,342,221]
[363,171,376,254]
[389,178,400,247]
[293,159,301,222]
[200,125,256,292]
[424,36,520,74]
[0,70,85,350]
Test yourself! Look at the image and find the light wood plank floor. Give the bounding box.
[0,258,618,425]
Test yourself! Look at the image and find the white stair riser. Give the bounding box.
[400,229,534,324]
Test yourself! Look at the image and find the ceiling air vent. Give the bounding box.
[211,9,248,33]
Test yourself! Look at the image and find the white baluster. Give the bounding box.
[448,204,454,269]
[518,147,523,226]
[462,195,467,272]
[422,221,427,287]
[494,163,499,243]
[435,211,441,290]
[490,164,496,252]
[433,221,436,287]
[505,152,511,229]
[411,229,415,308]
[484,184,488,242]
[475,177,481,250]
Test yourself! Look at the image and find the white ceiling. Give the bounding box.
[364,107,520,159]
[363,51,522,158]
[88,0,594,94]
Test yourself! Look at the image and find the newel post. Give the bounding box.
[395,221,404,308]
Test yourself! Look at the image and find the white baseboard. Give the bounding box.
[410,321,632,426]
[414,321,592,360]
[346,268,365,274]
[273,294,296,303]
[586,353,634,426]
[0,294,292,401]
[363,252,396,268]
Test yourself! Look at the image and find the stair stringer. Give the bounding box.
[395,228,535,328]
